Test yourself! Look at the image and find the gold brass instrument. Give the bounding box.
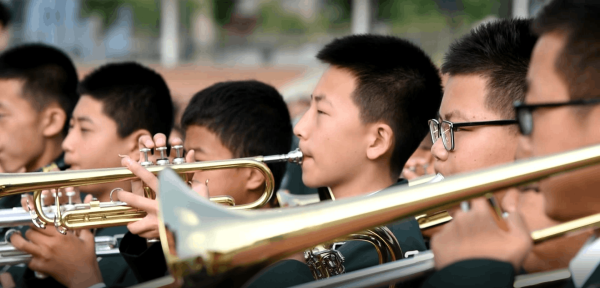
[155,143,600,287]
[0,149,303,234]
[301,188,402,285]
[288,211,600,288]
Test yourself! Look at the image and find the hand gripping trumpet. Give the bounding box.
[0,230,124,266]
[155,143,600,287]
[0,148,303,234]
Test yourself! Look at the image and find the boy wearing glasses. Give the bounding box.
[423,1,600,287]
[423,18,534,239]
[429,19,532,179]
[427,18,585,275]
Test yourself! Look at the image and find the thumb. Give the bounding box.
[185,149,195,163]
[83,194,94,204]
[79,229,96,249]
[505,209,530,236]
[191,179,209,198]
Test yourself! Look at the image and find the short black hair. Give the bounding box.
[0,44,79,135]
[181,80,293,195]
[0,2,10,28]
[316,35,442,178]
[442,19,538,119]
[533,0,600,101]
[79,62,174,137]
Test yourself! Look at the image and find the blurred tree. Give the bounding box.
[80,0,203,37]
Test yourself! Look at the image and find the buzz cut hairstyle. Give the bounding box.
[442,18,538,119]
[316,35,443,178]
[0,44,79,135]
[533,0,600,101]
[181,80,293,194]
[0,1,10,28]
[78,62,174,138]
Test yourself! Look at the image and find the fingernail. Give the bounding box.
[118,154,127,158]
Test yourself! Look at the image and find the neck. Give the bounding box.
[330,164,395,199]
[26,135,64,172]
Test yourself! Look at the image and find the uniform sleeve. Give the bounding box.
[119,232,167,283]
[421,259,515,288]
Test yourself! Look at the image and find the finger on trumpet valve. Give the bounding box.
[172,145,185,164]
[156,146,170,165]
[140,148,153,167]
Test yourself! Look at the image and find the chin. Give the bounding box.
[301,174,322,189]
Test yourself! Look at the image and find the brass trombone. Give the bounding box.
[0,149,303,234]
[155,143,600,287]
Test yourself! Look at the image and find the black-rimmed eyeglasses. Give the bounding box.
[428,119,517,151]
[514,98,600,136]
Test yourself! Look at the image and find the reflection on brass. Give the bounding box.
[416,211,452,230]
[0,150,302,232]
[157,144,600,286]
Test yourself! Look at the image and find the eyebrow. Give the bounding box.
[75,116,94,124]
[442,110,469,122]
[312,94,333,107]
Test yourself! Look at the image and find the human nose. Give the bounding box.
[293,108,311,141]
[61,130,76,153]
[431,136,448,161]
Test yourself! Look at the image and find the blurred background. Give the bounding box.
[0,0,551,194]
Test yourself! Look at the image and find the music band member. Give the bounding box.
[8,62,174,288]
[423,1,600,287]
[245,34,443,287]
[110,80,294,285]
[0,44,79,287]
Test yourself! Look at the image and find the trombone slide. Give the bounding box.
[156,144,600,286]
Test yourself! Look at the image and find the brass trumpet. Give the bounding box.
[0,149,303,234]
[155,143,600,287]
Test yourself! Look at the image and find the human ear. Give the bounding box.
[366,123,394,160]
[41,104,67,138]
[124,129,152,161]
[244,167,266,192]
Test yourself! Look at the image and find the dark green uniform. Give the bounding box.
[243,180,428,288]
[119,232,168,283]
[421,237,600,288]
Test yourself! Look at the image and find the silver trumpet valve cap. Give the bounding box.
[156,147,170,166]
[66,191,76,205]
[140,148,153,167]
[172,145,185,165]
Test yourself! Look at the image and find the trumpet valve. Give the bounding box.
[172,145,185,165]
[156,147,170,166]
[140,148,153,167]
[66,190,76,206]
